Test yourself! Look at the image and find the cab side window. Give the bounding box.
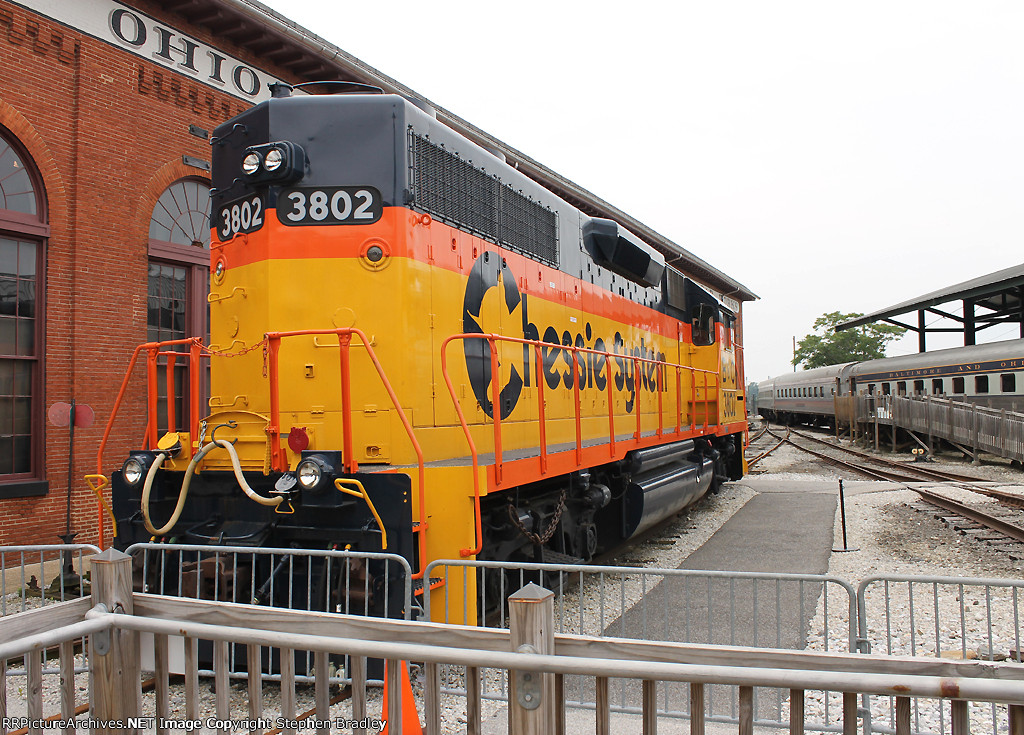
[691,304,717,347]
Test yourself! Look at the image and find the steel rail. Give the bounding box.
[911,487,1024,544]
[746,427,789,467]
[764,427,906,481]
[786,427,984,483]
[787,428,1024,513]
[772,428,1024,545]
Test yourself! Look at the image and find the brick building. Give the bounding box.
[0,0,750,548]
[0,0,406,547]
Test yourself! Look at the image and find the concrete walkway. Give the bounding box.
[480,478,849,733]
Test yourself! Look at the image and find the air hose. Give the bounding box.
[140,438,284,536]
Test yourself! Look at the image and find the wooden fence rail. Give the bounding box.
[2,550,1024,735]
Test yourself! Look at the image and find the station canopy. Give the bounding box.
[835,262,1024,351]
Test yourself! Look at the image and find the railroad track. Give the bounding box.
[754,424,1024,551]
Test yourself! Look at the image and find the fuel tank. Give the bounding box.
[622,452,714,539]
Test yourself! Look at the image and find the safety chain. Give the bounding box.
[508,485,568,547]
[198,338,268,360]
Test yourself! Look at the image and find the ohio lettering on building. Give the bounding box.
[0,0,394,545]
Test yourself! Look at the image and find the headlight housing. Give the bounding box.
[240,141,305,184]
[121,453,157,488]
[263,148,284,171]
[242,151,261,175]
[295,454,333,492]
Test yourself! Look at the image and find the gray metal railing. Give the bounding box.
[5,546,1024,735]
[0,544,100,615]
[123,542,414,685]
[3,552,1024,735]
[853,394,1024,462]
[424,558,859,732]
[858,575,1024,735]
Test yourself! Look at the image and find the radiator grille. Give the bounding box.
[409,131,558,266]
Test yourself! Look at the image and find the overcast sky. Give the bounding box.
[259,0,1024,382]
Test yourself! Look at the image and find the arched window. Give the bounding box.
[0,128,47,496]
[148,178,210,431]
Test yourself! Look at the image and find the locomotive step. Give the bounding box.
[412,577,445,597]
[539,549,586,566]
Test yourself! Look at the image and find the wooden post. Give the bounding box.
[789,689,804,735]
[842,692,858,735]
[690,683,705,735]
[951,700,969,735]
[895,696,911,735]
[643,679,658,734]
[59,640,75,735]
[738,686,753,735]
[596,677,610,735]
[508,583,555,735]
[1009,704,1024,735]
[279,651,297,735]
[89,548,141,735]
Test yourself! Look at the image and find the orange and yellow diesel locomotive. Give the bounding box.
[105,84,752,622]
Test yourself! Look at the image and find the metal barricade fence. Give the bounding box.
[0,544,100,615]
[858,574,1024,735]
[5,545,1024,735]
[424,558,859,732]
[0,544,100,684]
[124,543,414,684]
[1,544,412,686]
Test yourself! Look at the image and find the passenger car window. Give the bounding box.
[953,377,965,394]
[1002,374,1015,393]
[975,375,989,394]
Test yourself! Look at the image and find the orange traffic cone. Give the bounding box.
[380,660,423,734]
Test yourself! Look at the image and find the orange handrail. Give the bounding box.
[441,333,721,558]
[263,328,428,578]
[93,337,206,548]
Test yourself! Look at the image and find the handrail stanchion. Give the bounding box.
[266,328,428,569]
[656,361,664,438]
[265,335,284,472]
[489,337,503,486]
[337,332,358,474]
[146,346,160,448]
[692,370,700,434]
[634,357,642,441]
[703,372,710,431]
[534,344,548,475]
[606,355,616,458]
[572,350,582,465]
[676,367,683,435]
[189,339,202,442]
[344,328,427,569]
[440,336,483,559]
[94,338,194,547]
[164,351,176,434]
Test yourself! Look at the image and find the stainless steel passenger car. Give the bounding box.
[756,364,852,425]
[756,339,1024,425]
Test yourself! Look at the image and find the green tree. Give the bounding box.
[793,311,906,369]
